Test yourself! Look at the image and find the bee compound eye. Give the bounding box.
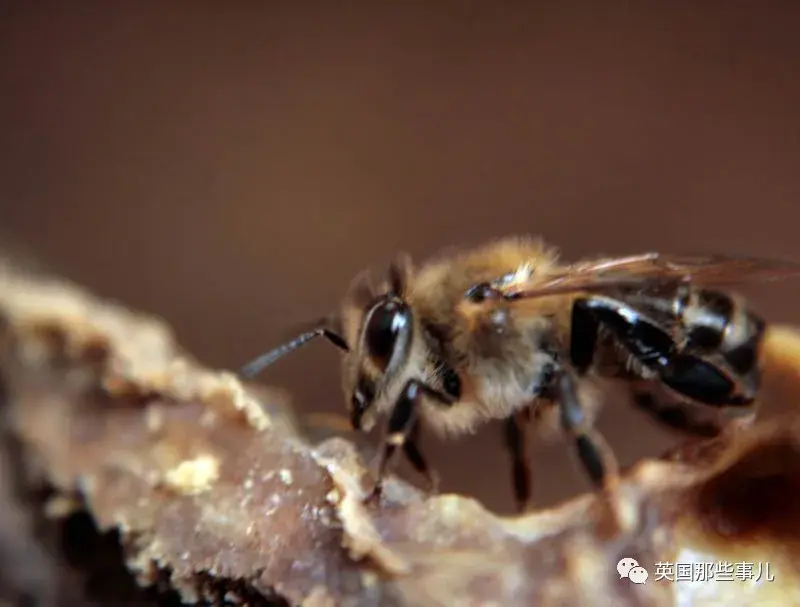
[364,299,410,370]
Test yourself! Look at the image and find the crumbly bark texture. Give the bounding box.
[1,259,799,606]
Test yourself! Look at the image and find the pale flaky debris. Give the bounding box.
[2,260,800,606]
[163,454,221,496]
[302,586,337,607]
[0,261,274,431]
[312,443,411,576]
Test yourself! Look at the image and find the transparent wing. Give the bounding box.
[498,253,800,299]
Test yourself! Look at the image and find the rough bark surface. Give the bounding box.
[1,259,800,606]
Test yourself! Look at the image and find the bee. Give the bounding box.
[240,237,800,512]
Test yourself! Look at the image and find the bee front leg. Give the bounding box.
[367,378,453,502]
[554,368,619,490]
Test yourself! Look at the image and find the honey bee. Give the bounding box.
[240,237,800,512]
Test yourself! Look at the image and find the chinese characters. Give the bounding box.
[653,561,774,583]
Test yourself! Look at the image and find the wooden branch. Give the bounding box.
[1,258,800,606]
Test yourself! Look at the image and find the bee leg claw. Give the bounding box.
[423,469,441,495]
[363,479,384,505]
[362,452,386,502]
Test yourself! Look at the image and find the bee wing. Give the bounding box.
[500,253,800,299]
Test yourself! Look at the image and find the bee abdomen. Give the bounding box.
[680,289,734,350]
[680,288,765,376]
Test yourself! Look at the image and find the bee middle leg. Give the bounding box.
[503,408,533,513]
[554,369,619,490]
[368,378,453,500]
[402,421,440,493]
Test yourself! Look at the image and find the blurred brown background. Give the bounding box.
[1,2,799,514]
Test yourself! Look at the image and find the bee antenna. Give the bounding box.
[239,324,349,379]
[388,252,413,296]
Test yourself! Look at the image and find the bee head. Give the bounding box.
[341,254,415,431]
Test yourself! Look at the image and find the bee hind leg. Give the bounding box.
[631,382,755,437]
[367,378,453,502]
[632,384,723,437]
